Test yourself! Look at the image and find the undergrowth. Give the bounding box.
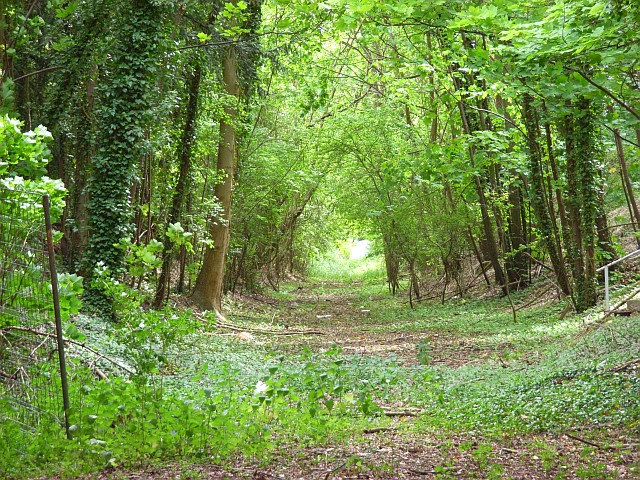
[2,271,640,477]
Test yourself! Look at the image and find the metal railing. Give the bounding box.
[596,248,640,312]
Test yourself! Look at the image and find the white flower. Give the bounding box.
[254,379,268,395]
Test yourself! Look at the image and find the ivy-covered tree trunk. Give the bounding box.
[562,97,599,312]
[497,95,529,289]
[522,94,570,295]
[192,47,239,312]
[505,183,528,288]
[543,120,569,249]
[575,98,598,310]
[84,0,163,309]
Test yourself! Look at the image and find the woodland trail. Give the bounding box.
[257,282,500,368]
[201,281,638,479]
[73,281,640,479]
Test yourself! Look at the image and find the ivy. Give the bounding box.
[83,0,167,312]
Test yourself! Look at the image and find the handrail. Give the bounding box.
[596,248,640,272]
[597,248,640,312]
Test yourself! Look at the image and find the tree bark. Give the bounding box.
[496,95,528,289]
[154,63,202,308]
[612,118,640,247]
[562,97,598,311]
[456,98,507,291]
[522,94,571,295]
[449,32,507,293]
[192,48,238,312]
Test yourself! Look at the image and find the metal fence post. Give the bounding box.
[43,195,72,439]
[604,265,609,312]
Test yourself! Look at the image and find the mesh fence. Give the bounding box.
[0,184,67,432]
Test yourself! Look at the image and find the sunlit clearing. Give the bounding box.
[349,240,370,259]
[310,239,384,282]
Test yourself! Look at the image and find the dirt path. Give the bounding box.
[245,285,500,368]
[87,428,638,479]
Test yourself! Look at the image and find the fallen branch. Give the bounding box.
[224,323,325,336]
[501,447,520,454]
[601,287,640,322]
[198,311,325,336]
[1,325,135,375]
[514,284,555,312]
[323,459,348,480]
[558,302,572,322]
[363,426,396,434]
[381,410,422,417]
[94,367,110,382]
[565,432,605,450]
[609,357,640,373]
[573,284,640,341]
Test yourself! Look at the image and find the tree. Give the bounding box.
[192,0,263,311]
[191,45,239,312]
[83,0,166,309]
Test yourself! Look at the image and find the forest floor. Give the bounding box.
[83,279,640,480]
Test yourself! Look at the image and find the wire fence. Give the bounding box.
[0,184,69,436]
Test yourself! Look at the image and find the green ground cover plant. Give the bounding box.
[1,251,639,478]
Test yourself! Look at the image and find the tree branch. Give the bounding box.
[1,325,135,374]
[563,66,640,121]
[13,66,64,82]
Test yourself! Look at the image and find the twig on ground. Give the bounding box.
[217,322,325,336]
[323,459,348,480]
[382,410,421,417]
[609,357,640,373]
[249,294,279,307]
[197,311,325,335]
[363,427,396,434]
[565,432,605,449]
[501,447,520,454]
[515,284,555,312]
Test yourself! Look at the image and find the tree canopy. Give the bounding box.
[1,0,639,312]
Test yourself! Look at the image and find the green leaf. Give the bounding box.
[197,32,212,43]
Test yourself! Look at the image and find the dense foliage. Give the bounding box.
[2,0,640,477]
[3,0,639,311]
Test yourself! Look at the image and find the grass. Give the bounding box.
[308,243,386,284]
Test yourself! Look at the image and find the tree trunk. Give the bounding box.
[456,97,507,291]
[612,119,640,247]
[192,48,238,312]
[496,95,528,289]
[84,0,163,312]
[449,32,507,292]
[562,98,598,312]
[522,94,571,295]
[155,64,202,308]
